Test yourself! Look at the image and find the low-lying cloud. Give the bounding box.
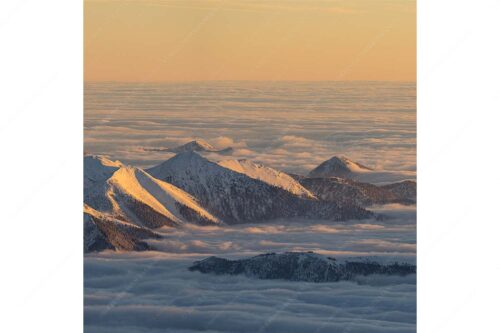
[84,82,415,176]
[85,255,416,333]
[85,205,416,332]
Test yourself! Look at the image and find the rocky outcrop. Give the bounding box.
[189,252,416,282]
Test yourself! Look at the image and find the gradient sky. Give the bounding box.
[85,0,415,82]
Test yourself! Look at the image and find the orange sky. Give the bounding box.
[85,0,415,82]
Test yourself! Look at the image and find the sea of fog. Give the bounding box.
[85,205,416,333]
[84,81,415,176]
[84,81,416,332]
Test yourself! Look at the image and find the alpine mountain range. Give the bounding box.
[84,140,416,253]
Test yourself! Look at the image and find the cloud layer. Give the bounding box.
[85,205,416,332]
[85,267,416,333]
[84,81,416,177]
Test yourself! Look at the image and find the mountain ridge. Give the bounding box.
[189,252,416,282]
[217,159,316,199]
[84,151,415,253]
[84,155,221,230]
[146,152,372,224]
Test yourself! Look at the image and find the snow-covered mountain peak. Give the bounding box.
[84,155,123,187]
[84,154,122,173]
[308,156,372,178]
[171,139,216,153]
[327,156,370,171]
[148,151,216,175]
[84,154,122,167]
[217,159,316,199]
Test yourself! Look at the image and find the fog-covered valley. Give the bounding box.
[85,205,416,333]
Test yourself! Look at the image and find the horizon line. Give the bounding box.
[84,79,416,84]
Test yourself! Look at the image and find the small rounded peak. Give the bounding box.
[327,156,346,163]
[172,139,215,152]
[322,156,352,169]
[84,154,123,168]
[309,155,372,178]
[192,139,213,148]
[84,155,123,184]
[326,156,351,165]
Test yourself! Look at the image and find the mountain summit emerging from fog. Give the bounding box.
[308,156,373,178]
[143,139,234,155]
[171,140,216,153]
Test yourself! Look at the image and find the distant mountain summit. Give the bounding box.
[147,152,372,224]
[301,155,416,206]
[144,139,233,155]
[308,156,372,178]
[308,155,415,184]
[171,139,216,153]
